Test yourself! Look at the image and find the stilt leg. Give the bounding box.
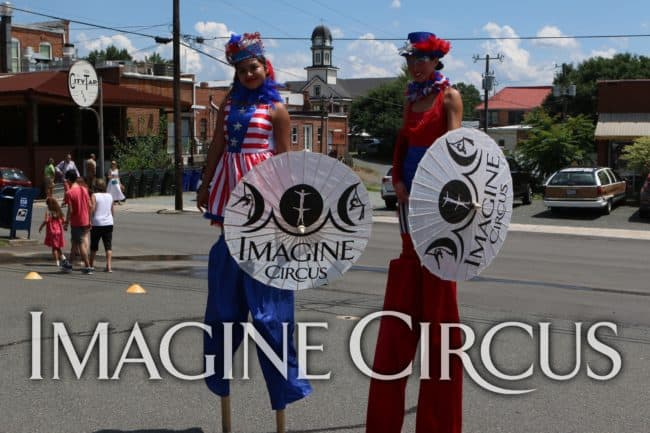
[276,409,286,433]
[221,396,231,432]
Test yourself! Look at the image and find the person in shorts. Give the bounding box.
[89,179,115,273]
[61,170,93,275]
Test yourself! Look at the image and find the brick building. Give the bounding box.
[475,86,552,128]
[595,79,650,191]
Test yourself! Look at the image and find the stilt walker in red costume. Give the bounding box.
[365,32,464,433]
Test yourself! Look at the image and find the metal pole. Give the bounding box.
[173,0,183,210]
[98,77,105,179]
[483,54,489,133]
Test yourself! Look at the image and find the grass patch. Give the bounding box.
[0,239,9,247]
[353,166,381,191]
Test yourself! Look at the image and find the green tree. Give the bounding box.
[111,117,171,170]
[517,108,596,179]
[145,52,170,64]
[349,74,408,156]
[620,136,650,176]
[85,44,133,66]
[453,82,481,120]
[544,54,650,120]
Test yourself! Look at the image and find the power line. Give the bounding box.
[202,33,650,42]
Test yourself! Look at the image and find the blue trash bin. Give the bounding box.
[182,169,191,192]
[0,187,36,239]
[189,169,201,191]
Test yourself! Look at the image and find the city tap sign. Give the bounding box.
[68,60,99,108]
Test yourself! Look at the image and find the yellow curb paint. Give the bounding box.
[126,283,147,294]
[24,271,43,280]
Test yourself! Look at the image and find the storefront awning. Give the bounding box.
[595,112,650,139]
[0,70,190,109]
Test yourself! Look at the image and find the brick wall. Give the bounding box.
[11,23,68,63]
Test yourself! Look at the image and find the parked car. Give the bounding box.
[381,167,397,209]
[543,167,626,214]
[639,173,650,218]
[507,157,533,205]
[357,137,381,156]
[0,167,32,189]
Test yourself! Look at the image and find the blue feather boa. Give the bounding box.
[230,78,283,106]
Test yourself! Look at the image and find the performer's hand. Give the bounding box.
[196,184,209,213]
[395,181,409,204]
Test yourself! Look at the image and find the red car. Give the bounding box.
[0,167,33,189]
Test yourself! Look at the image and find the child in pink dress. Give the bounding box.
[39,197,66,266]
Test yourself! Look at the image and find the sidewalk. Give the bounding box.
[10,192,648,249]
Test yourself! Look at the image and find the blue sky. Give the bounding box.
[10,0,650,90]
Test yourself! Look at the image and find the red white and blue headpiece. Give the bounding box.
[399,32,450,59]
[225,32,265,65]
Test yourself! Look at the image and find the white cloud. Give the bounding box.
[77,33,137,56]
[195,22,227,37]
[480,22,554,86]
[343,33,402,77]
[331,27,344,38]
[590,47,617,59]
[533,26,579,49]
[391,0,401,8]
[268,52,309,83]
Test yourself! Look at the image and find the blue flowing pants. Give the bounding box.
[204,236,312,410]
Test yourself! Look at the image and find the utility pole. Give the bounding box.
[172,0,183,210]
[553,63,576,121]
[473,53,503,132]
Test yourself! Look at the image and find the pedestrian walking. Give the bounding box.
[43,158,56,198]
[61,170,93,275]
[106,160,126,204]
[38,197,65,267]
[196,32,311,432]
[89,179,114,273]
[55,153,80,196]
[85,153,97,186]
[365,32,464,433]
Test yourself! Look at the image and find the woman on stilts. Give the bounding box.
[365,32,464,433]
[196,32,311,433]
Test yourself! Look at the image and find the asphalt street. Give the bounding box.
[0,193,649,433]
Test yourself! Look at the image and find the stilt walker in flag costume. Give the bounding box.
[196,32,311,431]
[365,32,464,433]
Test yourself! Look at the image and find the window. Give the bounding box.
[39,42,52,60]
[314,52,321,65]
[200,118,208,142]
[291,126,298,144]
[498,139,505,147]
[303,124,313,151]
[10,38,20,72]
[314,85,321,97]
[324,52,330,65]
[508,110,524,124]
[488,111,499,126]
[598,170,611,185]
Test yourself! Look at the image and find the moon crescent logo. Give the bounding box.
[232,182,265,226]
[337,183,366,226]
[446,137,478,167]
[425,238,458,268]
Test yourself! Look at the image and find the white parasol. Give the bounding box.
[223,151,372,290]
[408,127,513,281]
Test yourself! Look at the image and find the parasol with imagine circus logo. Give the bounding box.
[224,151,372,290]
[408,127,513,281]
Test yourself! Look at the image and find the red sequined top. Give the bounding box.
[392,91,448,186]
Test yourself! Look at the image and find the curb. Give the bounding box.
[372,215,648,241]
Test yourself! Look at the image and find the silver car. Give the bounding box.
[381,167,396,209]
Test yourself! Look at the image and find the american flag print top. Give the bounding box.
[205,100,276,224]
